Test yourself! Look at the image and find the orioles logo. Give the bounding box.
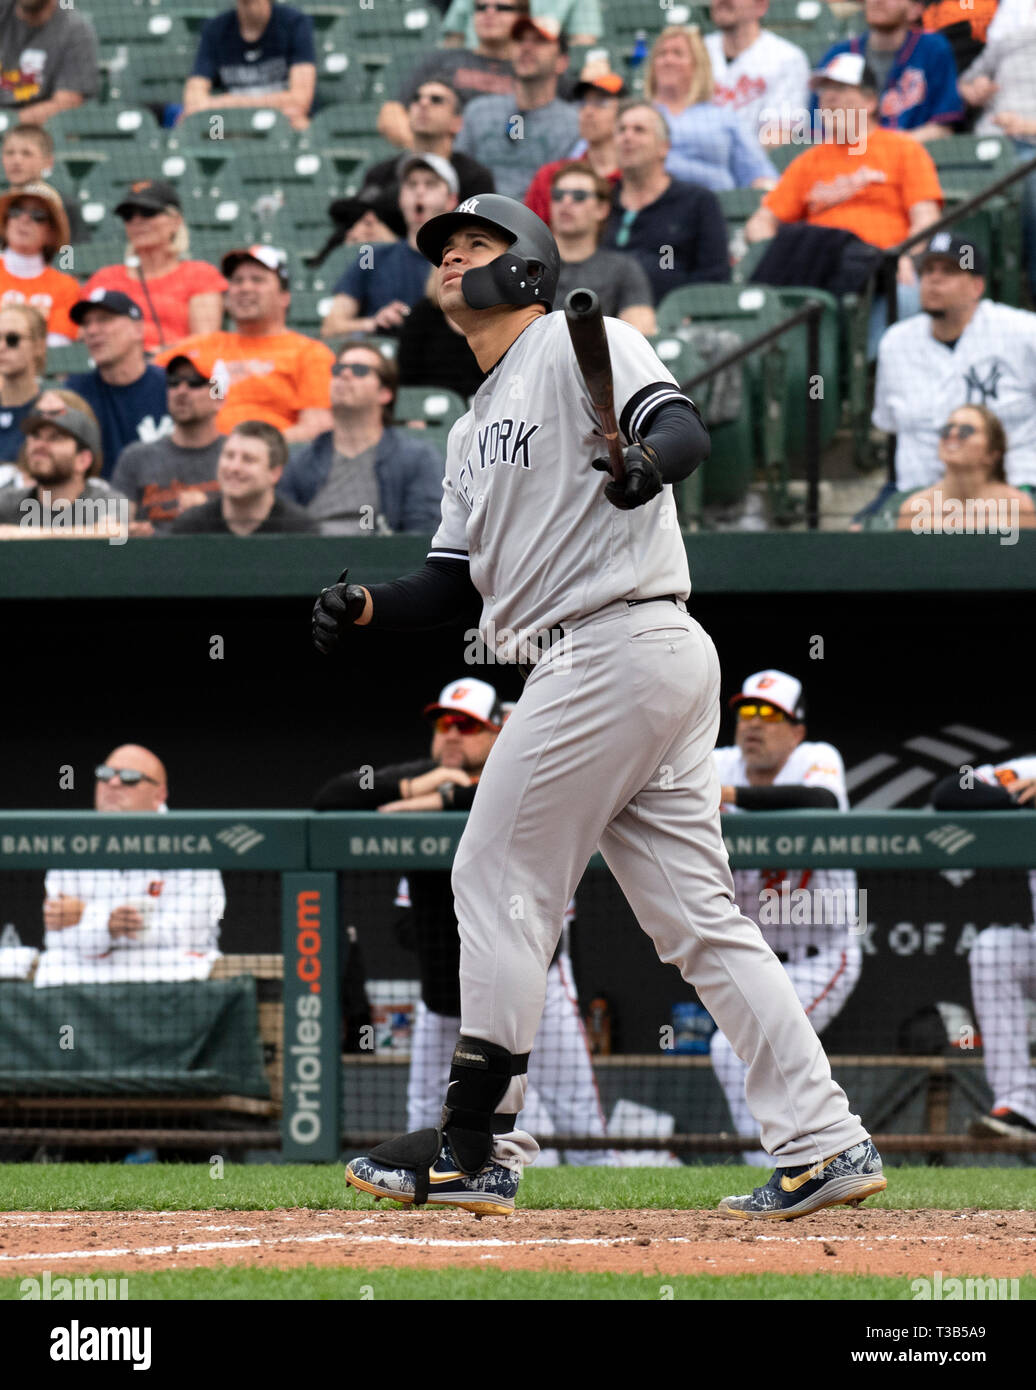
[450,686,471,701]
[147,880,164,897]
[756,676,777,689]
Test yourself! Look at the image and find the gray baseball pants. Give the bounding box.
[452,598,870,1167]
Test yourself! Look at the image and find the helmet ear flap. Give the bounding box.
[461,253,552,310]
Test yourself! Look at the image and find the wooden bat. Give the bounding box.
[563,288,625,485]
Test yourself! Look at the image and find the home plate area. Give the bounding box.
[1,1209,1032,1278]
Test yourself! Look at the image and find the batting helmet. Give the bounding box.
[417,194,561,312]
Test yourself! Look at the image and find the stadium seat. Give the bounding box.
[346,1,442,41]
[766,142,807,176]
[92,9,190,49]
[47,106,162,149]
[64,239,127,283]
[313,48,370,107]
[306,102,384,143]
[44,342,93,379]
[286,289,337,336]
[653,334,750,514]
[394,385,468,433]
[860,488,919,531]
[169,108,296,152]
[108,49,195,115]
[75,151,205,220]
[308,243,365,294]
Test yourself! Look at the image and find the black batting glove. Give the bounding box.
[591,442,664,510]
[312,568,368,654]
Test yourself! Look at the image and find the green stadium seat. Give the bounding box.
[75,151,205,220]
[108,48,194,113]
[44,342,93,379]
[169,108,296,151]
[47,106,162,148]
[63,239,126,283]
[607,0,706,41]
[306,101,383,143]
[224,149,329,196]
[308,243,366,294]
[286,289,337,336]
[314,48,371,107]
[394,386,468,445]
[93,9,190,49]
[766,142,807,176]
[860,488,919,531]
[347,1,441,42]
[927,134,1014,179]
[653,333,750,514]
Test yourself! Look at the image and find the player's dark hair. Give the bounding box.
[230,419,288,474]
[337,339,398,426]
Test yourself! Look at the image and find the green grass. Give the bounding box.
[3,1266,1034,1301]
[0,1163,1033,1213]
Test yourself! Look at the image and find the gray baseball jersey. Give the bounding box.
[429,311,691,659]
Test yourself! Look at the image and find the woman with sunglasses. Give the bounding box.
[0,303,46,475]
[897,404,1036,533]
[81,181,227,355]
[0,182,80,345]
[645,26,777,192]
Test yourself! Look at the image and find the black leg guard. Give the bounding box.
[442,1038,530,1175]
[365,1128,443,1205]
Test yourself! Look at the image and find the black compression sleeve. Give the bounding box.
[313,759,434,810]
[363,557,482,630]
[734,785,840,811]
[930,775,1019,810]
[638,398,711,484]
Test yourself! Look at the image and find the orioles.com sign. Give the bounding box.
[288,889,324,1146]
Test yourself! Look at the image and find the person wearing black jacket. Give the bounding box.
[931,754,1036,1142]
[313,676,613,1164]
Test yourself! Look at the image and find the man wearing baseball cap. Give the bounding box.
[154,245,333,444]
[865,230,1036,512]
[65,290,171,480]
[523,69,625,224]
[710,670,861,1164]
[322,153,460,339]
[453,15,581,201]
[364,82,496,208]
[0,389,125,531]
[80,180,227,353]
[110,350,225,534]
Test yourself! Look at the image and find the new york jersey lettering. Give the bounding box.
[476,418,541,470]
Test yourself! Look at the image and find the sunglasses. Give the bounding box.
[95,765,160,786]
[938,422,978,440]
[8,206,51,224]
[551,188,596,203]
[119,206,165,220]
[332,361,379,378]
[475,2,519,9]
[736,703,788,723]
[1,331,24,347]
[414,91,449,105]
[167,373,209,389]
[435,714,488,735]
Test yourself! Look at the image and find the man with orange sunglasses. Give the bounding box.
[710,670,862,1164]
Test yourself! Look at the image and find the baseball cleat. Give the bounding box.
[345,1136,519,1216]
[968,1107,1036,1140]
[717,1138,887,1220]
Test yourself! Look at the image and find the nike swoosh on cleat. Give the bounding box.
[781,1155,838,1192]
[427,1170,466,1184]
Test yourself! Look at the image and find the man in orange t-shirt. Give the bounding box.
[745,53,943,293]
[155,245,332,443]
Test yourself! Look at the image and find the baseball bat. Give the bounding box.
[563,288,625,485]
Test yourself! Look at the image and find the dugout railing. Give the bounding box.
[0,811,1033,1162]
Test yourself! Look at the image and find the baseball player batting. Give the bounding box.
[312,194,886,1220]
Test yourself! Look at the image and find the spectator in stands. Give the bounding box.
[0,0,99,126]
[181,0,316,133]
[155,246,333,444]
[814,0,963,140]
[40,746,224,977]
[523,70,625,225]
[930,753,1036,1142]
[397,266,486,400]
[602,100,731,302]
[0,388,124,533]
[365,83,496,205]
[706,0,811,147]
[958,27,1036,301]
[454,16,580,201]
[65,290,171,480]
[170,419,315,535]
[81,181,227,355]
[111,350,224,536]
[0,181,77,342]
[895,404,1036,533]
[550,163,656,335]
[0,301,43,464]
[321,155,460,340]
[278,340,445,536]
[870,232,1036,502]
[379,0,522,147]
[711,670,862,1164]
[313,676,613,1164]
[744,56,941,339]
[919,0,997,75]
[441,0,602,48]
[644,25,778,191]
[1,124,87,242]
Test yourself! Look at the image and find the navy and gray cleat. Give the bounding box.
[346,1133,519,1216]
[717,1139,887,1221]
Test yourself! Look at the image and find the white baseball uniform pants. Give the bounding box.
[451,600,870,1168]
[711,940,863,1162]
[969,924,1036,1125]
